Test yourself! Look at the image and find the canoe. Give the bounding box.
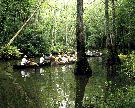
[13,65,38,69]
[13,62,51,69]
[13,61,75,69]
[56,61,75,65]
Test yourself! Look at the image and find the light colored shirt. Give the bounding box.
[40,57,44,63]
[69,57,73,62]
[50,53,52,57]
[61,57,68,63]
[58,54,61,58]
[21,58,28,65]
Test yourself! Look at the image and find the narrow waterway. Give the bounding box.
[0,57,134,108]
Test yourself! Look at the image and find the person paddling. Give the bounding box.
[49,53,55,65]
[40,55,45,64]
[21,55,30,65]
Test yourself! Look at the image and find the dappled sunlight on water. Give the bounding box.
[12,64,76,108]
[0,57,134,108]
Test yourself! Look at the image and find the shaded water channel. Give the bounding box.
[0,57,134,108]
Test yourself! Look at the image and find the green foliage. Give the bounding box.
[121,50,135,78]
[0,0,31,44]
[16,24,50,57]
[99,86,135,108]
[51,44,75,53]
[0,0,134,59]
[128,51,135,75]
[0,46,22,59]
[0,0,51,57]
[83,0,105,49]
[83,85,135,108]
[115,0,135,54]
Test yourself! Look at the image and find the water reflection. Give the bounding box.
[0,57,134,108]
[55,83,71,108]
[40,68,45,75]
[14,64,76,107]
[21,70,30,78]
[73,58,93,108]
[74,74,92,108]
[21,70,30,81]
[68,64,73,69]
[61,65,66,72]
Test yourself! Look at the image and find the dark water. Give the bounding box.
[0,57,134,108]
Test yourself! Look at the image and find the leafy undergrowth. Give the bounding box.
[121,51,135,79]
[0,46,22,60]
[82,85,135,108]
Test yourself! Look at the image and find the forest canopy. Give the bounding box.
[0,0,134,58]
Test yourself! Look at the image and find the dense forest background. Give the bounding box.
[0,0,135,58]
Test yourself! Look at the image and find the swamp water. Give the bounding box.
[0,57,134,108]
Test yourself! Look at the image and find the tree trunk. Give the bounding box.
[75,75,91,108]
[76,0,85,60]
[6,2,42,46]
[105,0,121,69]
[74,3,92,108]
[34,1,40,25]
[105,0,111,49]
[54,0,57,46]
[105,0,112,65]
[111,0,120,63]
[74,0,92,76]
[128,0,131,54]
[105,0,114,66]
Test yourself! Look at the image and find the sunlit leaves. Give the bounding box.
[0,0,134,58]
